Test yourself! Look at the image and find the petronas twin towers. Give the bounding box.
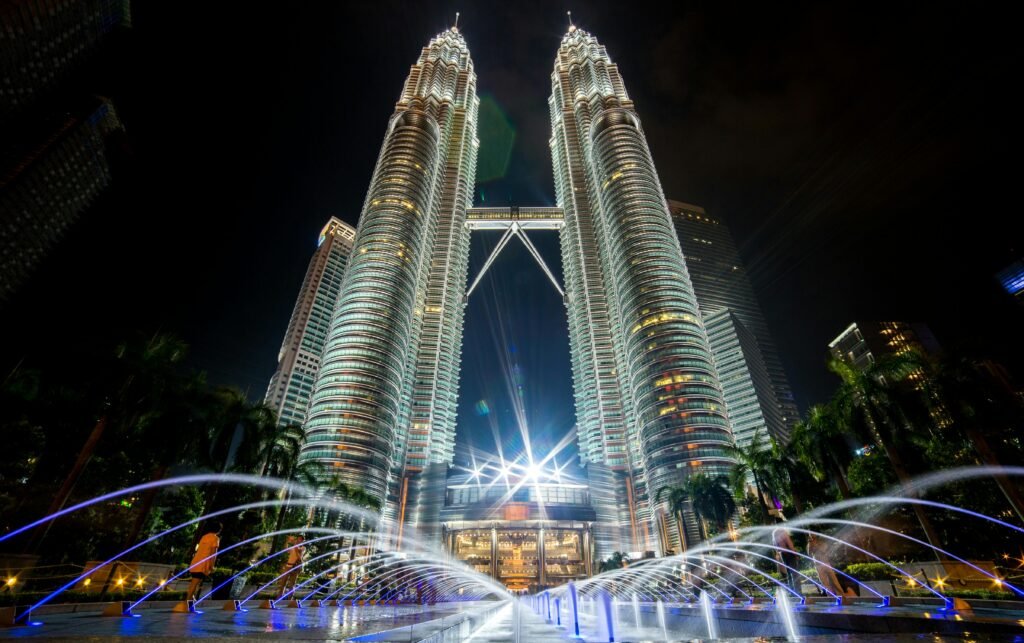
[299,21,733,555]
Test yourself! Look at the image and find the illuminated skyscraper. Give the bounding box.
[300,21,731,558]
[703,309,783,452]
[265,217,356,427]
[829,321,941,371]
[549,25,732,553]
[668,200,799,443]
[300,25,479,510]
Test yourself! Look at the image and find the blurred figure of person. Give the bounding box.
[807,533,855,597]
[276,534,306,599]
[772,527,801,595]
[186,522,222,601]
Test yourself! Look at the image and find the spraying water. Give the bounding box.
[568,581,581,637]
[656,598,668,641]
[777,588,801,641]
[700,590,718,640]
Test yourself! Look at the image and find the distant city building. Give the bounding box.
[0,0,131,120]
[668,200,799,445]
[265,217,356,427]
[995,259,1024,305]
[0,0,131,303]
[828,321,942,371]
[704,309,785,452]
[0,97,124,302]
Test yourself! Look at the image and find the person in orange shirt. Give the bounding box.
[185,522,222,602]
[276,534,306,599]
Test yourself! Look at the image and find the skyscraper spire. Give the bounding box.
[300,28,480,512]
[549,27,732,554]
[567,10,576,32]
[453,11,460,31]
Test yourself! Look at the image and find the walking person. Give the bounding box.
[185,522,222,602]
[772,526,801,595]
[807,533,854,597]
[276,534,306,600]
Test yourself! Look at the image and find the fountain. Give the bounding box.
[3,467,1024,639]
[776,587,801,641]
[700,589,718,640]
[656,598,668,640]
[568,581,581,637]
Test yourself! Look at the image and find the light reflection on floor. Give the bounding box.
[3,600,1022,641]
[0,602,487,640]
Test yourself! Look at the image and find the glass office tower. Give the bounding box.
[668,200,800,445]
[265,217,356,427]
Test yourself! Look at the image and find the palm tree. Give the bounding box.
[655,485,693,552]
[685,473,737,540]
[259,423,305,478]
[599,552,630,572]
[27,332,189,551]
[828,354,945,553]
[658,474,736,543]
[918,355,1024,522]
[790,403,854,499]
[121,369,213,547]
[724,431,776,518]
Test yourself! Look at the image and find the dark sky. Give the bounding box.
[4,1,1022,460]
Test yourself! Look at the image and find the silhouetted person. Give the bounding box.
[807,533,854,597]
[276,534,306,599]
[185,522,222,602]
[772,527,801,595]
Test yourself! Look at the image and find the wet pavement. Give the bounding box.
[3,600,1022,641]
[0,602,491,641]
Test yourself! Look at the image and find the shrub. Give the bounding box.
[843,562,897,581]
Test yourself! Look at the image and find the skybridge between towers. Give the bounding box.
[464,206,566,303]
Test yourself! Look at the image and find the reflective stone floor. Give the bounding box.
[0,602,484,641]
[2,600,1021,641]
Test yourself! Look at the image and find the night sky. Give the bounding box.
[3,2,1022,461]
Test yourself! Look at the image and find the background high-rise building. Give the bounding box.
[996,259,1024,306]
[1,0,131,303]
[704,309,784,452]
[265,217,356,427]
[668,200,799,444]
[0,0,131,120]
[829,321,942,371]
[0,97,124,302]
[550,27,732,554]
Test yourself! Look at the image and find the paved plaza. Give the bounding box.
[4,599,1024,641]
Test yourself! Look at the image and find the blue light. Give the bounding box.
[996,261,1024,295]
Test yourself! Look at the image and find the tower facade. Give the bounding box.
[703,309,783,452]
[265,217,356,427]
[668,200,800,443]
[549,26,732,553]
[300,26,478,510]
[300,23,733,557]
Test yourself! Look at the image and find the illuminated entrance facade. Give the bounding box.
[299,21,734,564]
[441,467,595,593]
